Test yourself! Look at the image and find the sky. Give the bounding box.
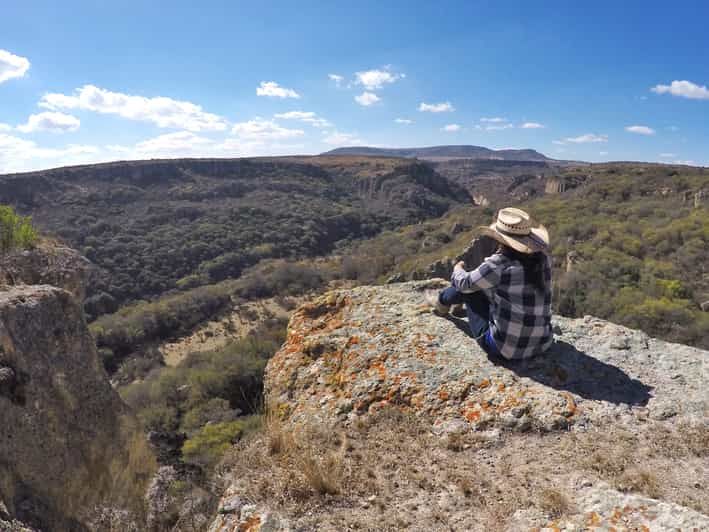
[1,0,708,173]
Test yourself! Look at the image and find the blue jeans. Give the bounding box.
[439,286,502,357]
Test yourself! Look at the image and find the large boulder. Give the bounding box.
[210,280,707,531]
[265,280,704,432]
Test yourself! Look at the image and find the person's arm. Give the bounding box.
[451,254,504,293]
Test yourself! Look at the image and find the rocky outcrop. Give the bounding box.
[0,242,91,301]
[0,285,154,530]
[265,280,707,431]
[211,280,708,531]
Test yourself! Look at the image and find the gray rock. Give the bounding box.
[0,286,152,530]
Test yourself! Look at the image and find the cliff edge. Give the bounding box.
[212,280,708,531]
[0,251,154,530]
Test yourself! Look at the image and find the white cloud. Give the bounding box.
[0,123,11,131]
[128,131,214,158]
[480,117,507,123]
[231,119,304,140]
[520,122,545,129]
[659,153,677,158]
[625,125,655,136]
[39,84,228,131]
[0,133,99,173]
[16,112,80,133]
[651,80,709,100]
[354,68,404,90]
[442,124,461,132]
[322,130,363,146]
[354,91,380,106]
[0,49,30,84]
[418,101,454,113]
[673,159,695,165]
[484,123,513,131]
[274,111,330,128]
[255,81,300,99]
[394,118,413,124]
[328,73,344,87]
[557,133,608,144]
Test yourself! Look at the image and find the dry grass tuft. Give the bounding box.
[539,488,571,519]
[617,469,661,498]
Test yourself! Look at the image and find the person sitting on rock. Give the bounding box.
[425,207,553,360]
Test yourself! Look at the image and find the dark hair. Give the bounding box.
[499,245,546,291]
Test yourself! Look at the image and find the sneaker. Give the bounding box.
[450,304,467,318]
[424,290,450,316]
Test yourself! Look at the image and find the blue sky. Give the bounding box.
[1,0,708,172]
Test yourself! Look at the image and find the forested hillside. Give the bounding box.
[0,156,468,319]
[338,161,709,349]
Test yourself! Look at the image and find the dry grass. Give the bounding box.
[616,469,661,498]
[539,488,571,519]
[218,408,708,530]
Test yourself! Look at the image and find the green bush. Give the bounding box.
[182,417,261,467]
[0,205,38,253]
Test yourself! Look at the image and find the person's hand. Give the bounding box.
[454,260,465,271]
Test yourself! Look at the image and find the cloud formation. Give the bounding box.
[256,81,300,99]
[0,133,98,173]
[418,102,454,113]
[328,74,344,87]
[17,112,80,133]
[0,49,30,84]
[322,131,362,146]
[651,80,709,100]
[231,119,304,140]
[442,124,461,132]
[557,133,608,144]
[40,84,228,131]
[625,125,655,135]
[354,68,404,90]
[274,111,331,128]
[355,92,380,106]
[394,118,413,124]
[520,122,545,129]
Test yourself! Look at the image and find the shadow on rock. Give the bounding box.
[500,340,653,406]
[445,315,653,406]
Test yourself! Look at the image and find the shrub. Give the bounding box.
[0,205,38,253]
[182,417,260,467]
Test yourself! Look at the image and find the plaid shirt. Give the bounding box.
[451,252,553,359]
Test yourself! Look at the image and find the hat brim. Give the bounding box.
[478,223,549,254]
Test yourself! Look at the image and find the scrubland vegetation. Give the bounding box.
[119,319,286,467]
[0,204,38,253]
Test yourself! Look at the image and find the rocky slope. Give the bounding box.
[211,280,708,531]
[0,249,154,530]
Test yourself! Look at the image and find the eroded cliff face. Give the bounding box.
[211,280,708,531]
[0,252,154,530]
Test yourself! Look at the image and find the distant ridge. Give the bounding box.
[321,144,552,162]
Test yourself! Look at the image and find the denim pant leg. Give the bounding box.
[439,286,491,338]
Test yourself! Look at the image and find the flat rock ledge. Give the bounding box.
[265,280,706,433]
[211,280,708,531]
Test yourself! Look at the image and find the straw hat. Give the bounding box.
[478,207,549,254]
